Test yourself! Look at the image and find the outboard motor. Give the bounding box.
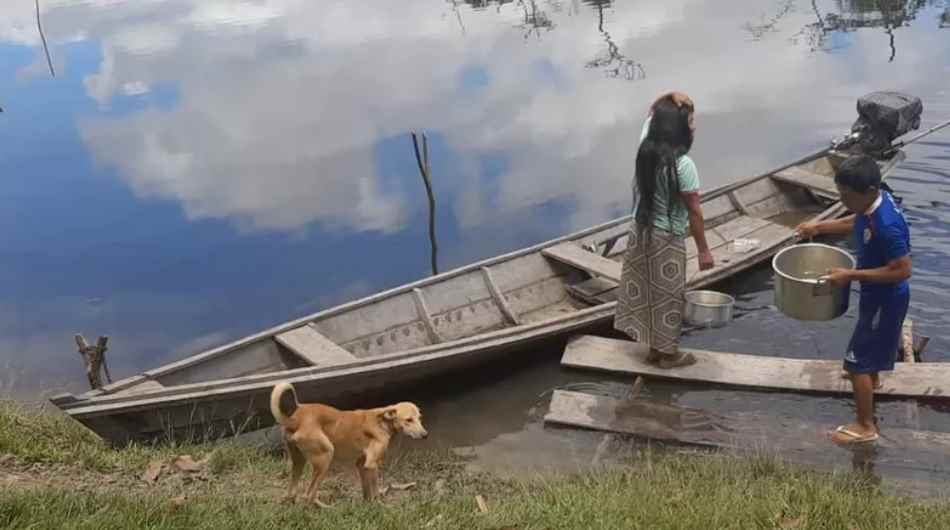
[833,91,923,158]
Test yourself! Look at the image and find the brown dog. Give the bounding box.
[269,381,428,506]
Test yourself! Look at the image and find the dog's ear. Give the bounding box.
[381,408,398,422]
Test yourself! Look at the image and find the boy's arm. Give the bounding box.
[828,256,911,286]
[795,215,855,238]
[827,222,912,286]
[850,256,912,283]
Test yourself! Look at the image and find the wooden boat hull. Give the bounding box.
[49,149,906,445]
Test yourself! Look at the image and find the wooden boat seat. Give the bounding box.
[275,324,358,367]
[542,242,621,282]
[771,167,838,200]
[110,379,165,397]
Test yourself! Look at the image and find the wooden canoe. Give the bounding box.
[49,149,905,445]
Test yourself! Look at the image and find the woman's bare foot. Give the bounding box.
[645,349,663,364]
[658,352,697,369]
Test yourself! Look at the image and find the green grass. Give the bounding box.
[3,402,950,529]
[3,453,950,530]
[0,400,274,475]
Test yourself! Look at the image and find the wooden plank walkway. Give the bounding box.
[561,335,950,401]
[545,390,950,454]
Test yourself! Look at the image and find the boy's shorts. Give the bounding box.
[843,288,910,374]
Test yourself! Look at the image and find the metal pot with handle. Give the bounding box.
[772,243,856,321]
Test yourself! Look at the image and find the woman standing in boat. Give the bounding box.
[614,92,715,369]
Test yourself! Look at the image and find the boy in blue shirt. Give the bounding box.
[796,154,912,445]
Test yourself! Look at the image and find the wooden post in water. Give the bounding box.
[900,319,920,428]
[74,334,112,390]
[900,319,915,364]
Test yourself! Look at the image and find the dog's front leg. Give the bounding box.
[360,442,387,501]
[356,455,373,500]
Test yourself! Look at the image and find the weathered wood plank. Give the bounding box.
[772,167,838,199]
[545,390,950,454]
[561,335,950,400]
[156,339,288,387]
[901,318,915,363]
[412,288,444,344]
[275,324,358,367]
[481,267,521,326]
[567,277,619,305]
[111,379,166,397]
[542,243,621,282]
[710,215,771,243]
[726,191,749,215]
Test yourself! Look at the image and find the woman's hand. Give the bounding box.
[698,250,715,271]
[651,91,693,112]
[670,91,693,109]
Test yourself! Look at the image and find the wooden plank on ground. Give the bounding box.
[772,167,838,199]
[561,335,950,401]
[544,390,950,454]
[542,243,621,282]
[275,324,358,367]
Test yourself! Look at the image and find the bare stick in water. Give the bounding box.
[411,131,439,276]
[36,0,56,78]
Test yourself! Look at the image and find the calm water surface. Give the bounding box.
[2,0,949,491]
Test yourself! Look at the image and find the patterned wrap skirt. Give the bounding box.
[613,223,687,354]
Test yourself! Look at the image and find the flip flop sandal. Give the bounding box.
[830,425,879,445]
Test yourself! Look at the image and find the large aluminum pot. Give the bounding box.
[772,243,856,321]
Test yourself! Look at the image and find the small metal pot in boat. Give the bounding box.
[683,290,735,328]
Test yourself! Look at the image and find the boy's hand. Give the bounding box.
[795,222,820,240]
[825,267,853,288]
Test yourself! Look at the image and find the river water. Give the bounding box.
[1,0,949,492]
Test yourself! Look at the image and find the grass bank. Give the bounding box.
[2,401,949,529]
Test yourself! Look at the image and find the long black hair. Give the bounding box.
[634,96,694,236]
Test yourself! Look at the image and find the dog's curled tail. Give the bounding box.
[270,381,299,427]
